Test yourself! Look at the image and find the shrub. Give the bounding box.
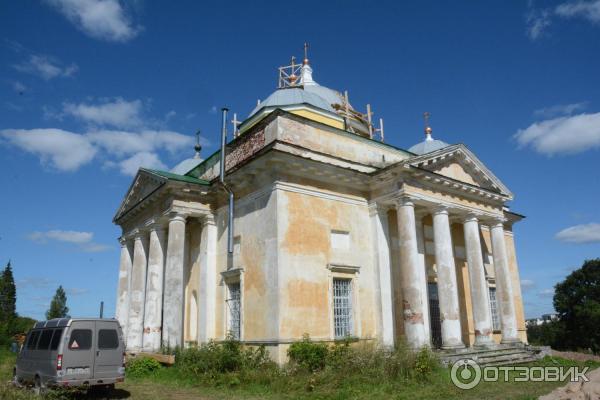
[175,336,273,376]
[126,356,162,377]
[287,334,329,372]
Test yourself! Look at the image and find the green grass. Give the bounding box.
[1,347,598,400]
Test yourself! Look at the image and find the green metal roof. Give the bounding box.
[142,168,210,185]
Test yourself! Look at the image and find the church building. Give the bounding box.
[113,49,527,362]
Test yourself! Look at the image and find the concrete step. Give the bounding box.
[439,346,540,367]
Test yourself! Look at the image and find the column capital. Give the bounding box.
[202,213,216,226]
[132,229,148,241]
[168,212,187,223]
[395,196,416,208]
[463,212,482,223]
[431,204,450,215]
[118,237,130,246]
[368,203,391,217]
[489,216,507,228]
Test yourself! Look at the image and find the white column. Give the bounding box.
[490,219,519,343]
[115,238,132,340]
[370,204,394,347]
[142,224,166,352]
[397,197,429,348]
[127,230,148,351]
[432,206,465,349]
[463,213,494,347]
[415,213,431,346]
[162,213,186,348]
[198,215,217,343]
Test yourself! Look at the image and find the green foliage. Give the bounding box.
[126,356,162,377]
[46,286,69,320]
[527,320,566,348]
[287,334,329,371]
[551,258,600,353]
[175,335,273,376]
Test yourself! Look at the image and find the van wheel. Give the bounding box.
[33,376,47,395]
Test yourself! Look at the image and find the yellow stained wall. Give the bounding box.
[289,109,345,130]
[184,220,202,344]
[278,190,376,340]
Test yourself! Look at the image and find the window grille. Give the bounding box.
[333,278,353,338]
[226,283,241,340]
[428,282,443,349]
[489,287,500,331]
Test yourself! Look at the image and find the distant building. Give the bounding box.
[527,313,559,326]
[113,50,527,361]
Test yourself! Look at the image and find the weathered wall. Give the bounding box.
[504,227,528,343]
[184,220,201,344]
[277,188,377,341]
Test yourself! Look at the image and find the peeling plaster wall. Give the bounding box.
[451,223,475,347]
[213,186,279,343]
[277,189,377,341]
[184,220,201,344]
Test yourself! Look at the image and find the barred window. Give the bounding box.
[226,282,241,340]
[489,287,500,331]
[333,278,353,339]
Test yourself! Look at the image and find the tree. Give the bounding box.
[0,260,17,322]
[553,258,600,353]
[46,286,69,320]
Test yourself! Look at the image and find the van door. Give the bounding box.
[63,322,95,380]
[94,321,124,379]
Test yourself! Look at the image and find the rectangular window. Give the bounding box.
[333,278,353,339]
[37,329,53,350]
[226,283,241,340]
[26,330,40,349]
[50,329,63,350]
[68,329,92,350]
[98,329,119,349]
[489,287,500,331]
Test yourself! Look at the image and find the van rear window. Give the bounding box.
[37,329,53,350]
[26,331,40,349]
[50,328,64,350]
[98,329,119,349]
[68,329,92,350]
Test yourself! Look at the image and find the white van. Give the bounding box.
[13,318,125,394]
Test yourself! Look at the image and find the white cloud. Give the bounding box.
[526,8,552,40]
[88,129,195,156]
[533,102,588,118]
[521,279,536,291]
[14,55,78,80]
[527,1,600,39]
[1,128,97,171]
[539,288,555,298]
[514,112,600,155]
[1,127,201,175]
[46,0,140,42]
[28,230,93,244]
[556,0,600,23]
[63,98,143,128]
[27,229,111,252]
[117,151,167,176]
[16,277,54,289]
[65,287,90,296]
[11,81,27,93]
[555,223,600,243]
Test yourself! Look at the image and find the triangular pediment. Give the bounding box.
[113,169,167,223]
[408,144,513,198]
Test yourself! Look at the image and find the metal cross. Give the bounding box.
[231,113,241,137]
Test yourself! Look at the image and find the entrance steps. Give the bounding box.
[438,344,541,367]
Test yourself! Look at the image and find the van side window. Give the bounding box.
[37,329,53,350]
[26,331,40,349]
[50,328,64,350]
[68,329,92,350]
[98,329,119,349]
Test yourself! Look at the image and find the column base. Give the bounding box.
[501,337,522,345]
[473,334,495,348]
[441,341,465,350]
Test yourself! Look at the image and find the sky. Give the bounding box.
[0,0,599,321]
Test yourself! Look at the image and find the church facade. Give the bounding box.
[113,53,527,362]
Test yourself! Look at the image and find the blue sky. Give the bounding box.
[1,0,599,320]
